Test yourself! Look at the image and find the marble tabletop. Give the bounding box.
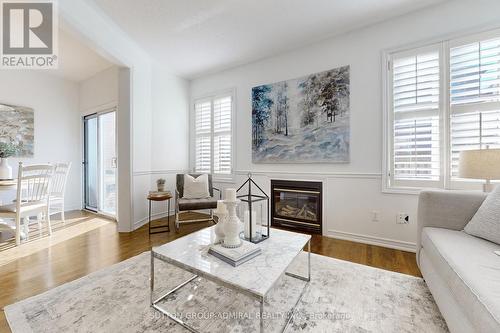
[153,226,311,298]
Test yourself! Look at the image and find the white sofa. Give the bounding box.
[417,190,500,333]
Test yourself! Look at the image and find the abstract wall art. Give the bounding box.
[0,103,34,157]
[252,66,350,163]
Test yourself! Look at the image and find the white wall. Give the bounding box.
[74,46,190,230]
[79,66,118,112]
[0,71,82,210]
[61,0,151,231]
[133,66,190,228]
[190,0,500,251]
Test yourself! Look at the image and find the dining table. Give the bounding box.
[0,179,17,191]
[0,179,17,239]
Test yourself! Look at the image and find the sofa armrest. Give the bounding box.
[416,190,486,267]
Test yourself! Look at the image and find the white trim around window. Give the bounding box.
[190,88,236,182]
[383,27,500,193]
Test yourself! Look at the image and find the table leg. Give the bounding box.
[280,239,311,332]
[148,199,152,236]
[260,298,264,333]
[149,198,171,235]
[285,240,311,282]
[151,267,199,333]
[150,250,155,305]
[167,199,171,231]
[308,239,311,281]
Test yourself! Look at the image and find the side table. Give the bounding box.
[147,192,172,235]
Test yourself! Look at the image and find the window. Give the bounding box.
[385,29,500,191]
[391,47,441,186]
[449,37,500,178]
[192,92,234,178]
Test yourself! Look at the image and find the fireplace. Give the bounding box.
[271,180,322,234]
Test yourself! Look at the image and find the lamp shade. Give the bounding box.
[459,149,500,180]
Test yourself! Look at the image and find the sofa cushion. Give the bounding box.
[178,197,218,211]
[421,227,500,332]
[464,186,500,245]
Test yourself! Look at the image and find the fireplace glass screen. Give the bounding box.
[274,190,319,223]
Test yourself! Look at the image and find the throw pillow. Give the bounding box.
[464,186,500,245]
[183,174,210,199]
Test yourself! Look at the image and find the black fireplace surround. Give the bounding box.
[271,180,322,234]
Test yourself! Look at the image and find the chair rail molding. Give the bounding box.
[234,170,382,179]
[133,169,187,176]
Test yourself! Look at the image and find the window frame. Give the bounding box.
[190,88,236,182]
[383,27,500,193]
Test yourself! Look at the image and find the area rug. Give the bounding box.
[5,251,448,332]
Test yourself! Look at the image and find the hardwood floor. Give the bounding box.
[0,211,420,332]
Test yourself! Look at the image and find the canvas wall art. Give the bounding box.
[0,103,34,157]
[252,66,350,163]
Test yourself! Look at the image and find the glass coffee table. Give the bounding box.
[151,226,311,332]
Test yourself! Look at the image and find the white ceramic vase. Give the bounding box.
[0,158,12,180]
[222,199,242,248]
[214,201,228,244]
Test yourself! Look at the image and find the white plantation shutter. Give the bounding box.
[385,29,500,191]
[194,100,212,173]
[450,38,500,105]
[450,110,500,177]
[450,36,500,178]
[193,93,233,177]
[391,48,441,183]
[213,96,232,174]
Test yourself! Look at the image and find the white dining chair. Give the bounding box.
[49,162,71,224]
[0,163,54,245]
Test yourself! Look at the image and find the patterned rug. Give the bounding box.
[5,251,448,332]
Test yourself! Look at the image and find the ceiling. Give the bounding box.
[53,29,114,82]
[91,0,448,79]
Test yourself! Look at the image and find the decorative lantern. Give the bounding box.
[236,173,269,243]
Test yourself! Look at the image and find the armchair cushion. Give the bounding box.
[178,197,218,211]
[176,174,214,198]
[183,174,210,199]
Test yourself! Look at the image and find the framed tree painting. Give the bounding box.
[252,66,350,163]
[0,103,34,157]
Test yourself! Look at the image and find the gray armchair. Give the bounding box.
[175,173,221,230]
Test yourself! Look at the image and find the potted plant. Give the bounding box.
[0,142,17,180]
[156,178,166,192]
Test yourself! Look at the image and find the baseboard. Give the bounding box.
[65,204,83,212]
[133,209,175,230]
[326,229,416,252]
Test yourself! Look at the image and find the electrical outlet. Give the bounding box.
[397,213,410,224]
[372,210,380,222]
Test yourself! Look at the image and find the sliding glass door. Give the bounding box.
[84,110,116,217]
[84,116,98,211]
